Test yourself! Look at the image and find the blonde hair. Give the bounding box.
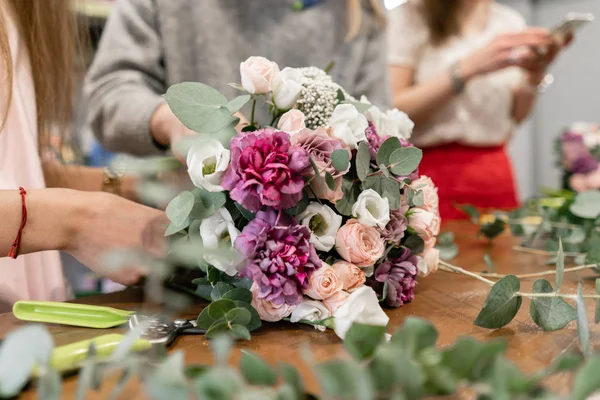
[0,0,79,150]
[346,0,387,41]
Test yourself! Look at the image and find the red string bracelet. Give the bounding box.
[8,187,27,259]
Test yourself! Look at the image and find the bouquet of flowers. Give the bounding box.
[559,122,600,192]
[163,56,441,340]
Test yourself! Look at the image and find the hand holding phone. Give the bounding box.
[552,12,594,40]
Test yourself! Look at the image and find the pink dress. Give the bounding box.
[0,2,66,311]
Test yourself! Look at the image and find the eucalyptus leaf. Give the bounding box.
[343,323,387,361]
[208,299,237,320]
[571,356,600,400]
[336,179,360,216]
[205,322,230,340]
[336,89,346,103]
[576,283,591,356]
[146,351,188,400]
[234,301,262,332]
[441,337,507,382]
[239,351,278,386]
[278,362,305,400]
[404,235,425,254]
[379,164,391,178]
[316,360,374,400]
[376,137,401,167]
[235,202,256,221]
[436,243,458,261]
[194,367,244,400]
[389,147,423,176]
[226,308,252,326]
[211,282,235,301]
[165,191,195,227]
[391,318,438,358]
[479,219,507,240]
[570,191,600,219]
[596,279,600,324]
[362,175,401,210]
[210,335,233,366]
[474,275,522,329]
[226,95,251,114]
[483,254,496,273]
[529,279,576,331]
[230,324,251,341]
[191,188,227,220]
[556,238,564,293]
[356,142,371,181]
[325,172,336,191]
[285,193,309,216]
[369,346,424,398]
[341,100,371,113]
[164,222,188,237]
[585,235,600,265]
[331,149,350,172]
[461,205,480,224]
[228,82,247,92]
[222,288,252,303]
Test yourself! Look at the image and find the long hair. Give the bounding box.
[346,0,388,41]
[420,0,463,45]
[0,0,79,150]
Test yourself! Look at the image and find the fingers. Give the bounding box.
[498,28,554,50]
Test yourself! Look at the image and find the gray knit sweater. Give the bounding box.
[84,0,391,156]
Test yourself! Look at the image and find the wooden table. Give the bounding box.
[1,221,596,399]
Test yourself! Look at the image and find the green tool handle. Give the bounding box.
[12,301,133,329]
[33,334,152,375]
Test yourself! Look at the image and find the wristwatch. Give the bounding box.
[102,159,125,196]
[450,62,466,95]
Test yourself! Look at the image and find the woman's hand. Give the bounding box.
[524,31,574,85]
[460,28,554,80]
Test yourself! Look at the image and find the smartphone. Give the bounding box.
[552,12,594,36]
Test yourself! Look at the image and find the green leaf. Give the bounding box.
[570,191,600,219]
[285,193,309,216]
[379,164,391,178]
[207,299,237,320]
[196,307,219,330]
[194,367,244,400]
[484,254,496,273]
[325,172,336,191]
[437,232,455,246]
[164,221,188,237]
[37,369,61,400]
[226,95,251,113]
[228,82,247,92]
[436,243,458,261]
[230,324,251,341]
[165,191,195,227]
[331,149,350,172]
[544,353,582,376]
[341,100,371,113]
[403,235,425,254]
[389,147,423,176]
[191,188,227,220]
[576,283,591,356]
[211,282,235,301]
[585,235,600,265]
[205,322,230,340]
[234,202,256,221]
[529,279,576,331]
[336,179,360,216]
[108,367,134,400]
[164,82,232,134]
[391,318,438,358]
[276,384,297,400]
[239,351,278,386]
[234,301,262,332]
[479,219,507,240]
[336,89,346,103]
[210,335,233,366]
[233,278,253,290]
[207,266,220,284]
[461,204,480,224]
[362,175,401,210]
[343,323,387,361]
[222,288,252,303]
[376,137,401,167]
[315,360,373,399]
[146,351,189,400]
[406,187,424,207]
[226,308,252,326]
[441,337,507,381]
[278,362,305,400]
[595,279,600,324]
[356,142,371,182]
[572,356,600,400]
[556,238,564,293]
[368,346,424,397]
[474,275,522,329]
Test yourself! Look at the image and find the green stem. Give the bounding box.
[249,99,257,127]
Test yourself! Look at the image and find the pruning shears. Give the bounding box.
[8,301,206,373]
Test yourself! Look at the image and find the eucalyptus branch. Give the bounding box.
[438,261,495,287]
[249,98,257,127]
[480,264,597,280]
[512,245,585,258]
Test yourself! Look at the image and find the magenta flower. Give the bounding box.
[379,208,408,244]
[222,129,310,212]
[366,122,387,160]
[367,248,417,308]
[235,210,322,306]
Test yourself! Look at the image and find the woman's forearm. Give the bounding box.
[512,85,537,124]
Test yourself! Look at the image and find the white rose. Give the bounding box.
[351,189,390,229]
[240,56,280,94]
[187,139,230,192]
[331,286,389,340]
[298,203,342,251]
[200,208,241,276]
[361,96,414,140]
[290,300,331,332]
[277,109,306,135]
[417,247,440,277]
[273,67,304,110]
[329,104,368,150]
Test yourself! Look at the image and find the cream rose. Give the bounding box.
[251,284,296,322]
[290,300,331,332]
[240,56,280,94]
[335,219,385,267]
[304,263,342,300]
[277,109,306,136]
[351,189,391,229]
[199,208,241,276]
[331,286,389,340]
[331,261,366,291]
[187,139,230,192]
[322,290,350,314]
[408,209,441,242]
[298,203,342,252]
[329,104,368,150]
[361,96,414,140]
[411,176,439,214]
[273,67,303,110]
[417,247,440,277]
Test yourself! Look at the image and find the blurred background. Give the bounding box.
[64,0,599,296]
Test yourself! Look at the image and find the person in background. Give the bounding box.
[0,0,165,311]
[388,0,571,219]
[84,0,389,157]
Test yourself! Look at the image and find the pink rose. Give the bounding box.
[585,169,600,190]
[417,247,440,277]
[278,109,306,135]
[292,127,350,203]
[331,261,366,291]
[335,219,385,268]
[304,263,342,300]
[251,284,296,322]
[570,173,589,193]
[408,209,441,242]
[322,290,351,314]
[240,56,280,94]
[412,176,439,214]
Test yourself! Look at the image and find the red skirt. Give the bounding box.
[419,143,519,220]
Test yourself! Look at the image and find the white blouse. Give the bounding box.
[388,1,526,148]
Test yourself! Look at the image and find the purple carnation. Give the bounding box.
[379,209,408,244]
[571,155,599,174]
[366,122,387,160]
[222,129,310,212]
[367,248,417,308]
[235,210,322,306]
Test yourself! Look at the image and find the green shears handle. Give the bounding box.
[13,301,134,329]
[33,334,152,375]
